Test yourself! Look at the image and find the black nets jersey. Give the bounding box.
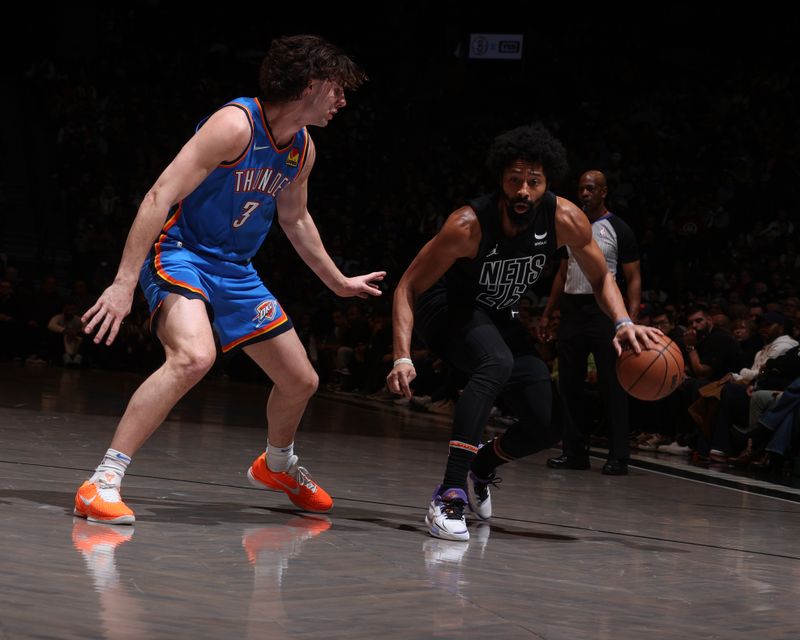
[417,191,559,319]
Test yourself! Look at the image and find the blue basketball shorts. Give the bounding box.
[139,240,293,352]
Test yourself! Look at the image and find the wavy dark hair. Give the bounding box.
[486,123,569,184]
[259,35,367,103]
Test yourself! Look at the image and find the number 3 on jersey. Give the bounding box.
[233,201,260,229]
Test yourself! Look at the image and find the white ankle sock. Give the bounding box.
[90,448,131,487]
[267,441,294,472]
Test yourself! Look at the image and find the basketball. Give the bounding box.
[616,335,685,401]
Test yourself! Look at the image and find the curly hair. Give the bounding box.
[259,35,367,104]
[486,123,569,184]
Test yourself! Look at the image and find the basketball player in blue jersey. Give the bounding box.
[388,124,661,541]
[74,35,385,524]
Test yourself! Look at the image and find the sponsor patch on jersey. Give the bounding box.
[253,300,279,327]
[286,148,300,168]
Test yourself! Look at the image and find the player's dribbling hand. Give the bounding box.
[81,283,134,346]
[387,363,416,398]
[613,324,663,356]
[338,271,387,299]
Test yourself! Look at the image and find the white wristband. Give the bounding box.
[393,358,414,368]
[614,319,634,332]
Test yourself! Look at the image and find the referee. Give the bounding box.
[540,170,641,475]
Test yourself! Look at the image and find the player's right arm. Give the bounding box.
[83,106,252,345]
[387,207,480,397]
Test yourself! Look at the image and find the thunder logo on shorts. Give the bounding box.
[253,300,279,327]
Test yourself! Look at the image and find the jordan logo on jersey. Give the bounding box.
[253,300,279,327]
[234,168,291,198]
[477,255,547,309]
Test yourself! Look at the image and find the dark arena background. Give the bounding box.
[1,5,799,639]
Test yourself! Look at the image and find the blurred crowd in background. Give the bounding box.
[2,6,798,480]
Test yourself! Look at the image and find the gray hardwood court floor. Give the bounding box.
[1,364,799,639]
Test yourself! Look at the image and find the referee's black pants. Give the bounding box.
[557,294,630,461]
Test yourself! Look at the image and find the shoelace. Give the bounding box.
[289,465,318,493]
[442,499,466,520]
[95,479,122,502]
[475,475,502,501]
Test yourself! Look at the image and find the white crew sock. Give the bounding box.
[90,448,131,487]
[266,441,294,472]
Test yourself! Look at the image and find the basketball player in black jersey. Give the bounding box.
[387,124,661,541]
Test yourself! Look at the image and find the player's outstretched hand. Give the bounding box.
[387,363,416,398]
[81,283,135,346]
[337,271,386,299]
[613,324,663,356]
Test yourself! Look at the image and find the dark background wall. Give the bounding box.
[2,4,798,307]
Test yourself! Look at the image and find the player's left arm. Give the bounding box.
[555,198,659,354]
[277,136,385,298]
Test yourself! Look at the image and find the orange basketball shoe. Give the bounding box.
[247,453,333,513]
[74,474,135,525]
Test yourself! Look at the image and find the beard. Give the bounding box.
[505,196,536,228]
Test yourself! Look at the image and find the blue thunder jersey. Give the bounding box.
[159,97,310,263]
